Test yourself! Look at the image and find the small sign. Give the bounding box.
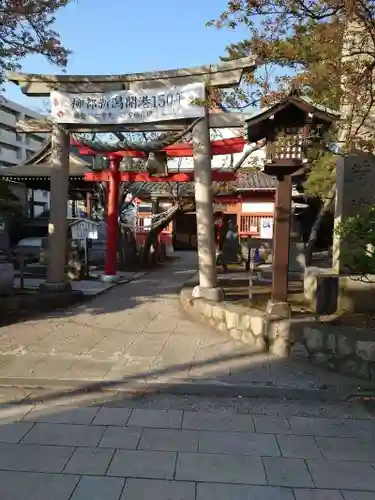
[260,217,273,239]
[50,83,205,124]
[70,220,99,241]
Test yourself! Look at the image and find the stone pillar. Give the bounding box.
[41,124,71,292]
[333,153,375,273]
[192,102,223,302]
[333,18,375,273]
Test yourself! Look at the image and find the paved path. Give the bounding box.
[0,252,363,395]
[0,390,374,499]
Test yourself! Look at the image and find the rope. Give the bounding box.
[72,117,202,154]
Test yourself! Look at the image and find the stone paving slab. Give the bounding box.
[0,253,367,400]
[0,393,374,498]
[293,490,344,500]
[107,449,177,479]
[277,434,323,459]
[176,452,267,484]
[182,410,255,432]
[0,470,80,500]
[64,447,115,475]
[71,476,125,500]
[0,442,75,473]
[22,422,106,447]
[341,492,374,500]
[198,430,280,457]
[263,456,314,488]
[128,408,183,428]
[139,428,199,452]
[307,459,375,490]
[123,478,195,500]
[98,426,142,449]
[196,483,295,500]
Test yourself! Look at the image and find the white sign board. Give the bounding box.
[50,83,205,124]
[70,220,99,241]
[260,217,273,239]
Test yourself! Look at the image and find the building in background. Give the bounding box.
[0,98,47,168]
[0,98,49,216]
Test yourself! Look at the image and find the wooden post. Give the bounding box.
[192,100,223,302]
[40,124,71,292]
[271,174,292,302]
[248,247,255,300]
[102,156,120,281]
[71,200,76,218]
[86,192,93,219]
[29,189,35,218]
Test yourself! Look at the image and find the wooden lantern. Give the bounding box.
[243,92,338,303]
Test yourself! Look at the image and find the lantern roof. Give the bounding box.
[244,92,339,143]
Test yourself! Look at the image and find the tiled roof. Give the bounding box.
[235,170,276,190]
[0,139,92,180]
[133,170,276,197]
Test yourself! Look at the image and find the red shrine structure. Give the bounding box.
[74,136,246,277]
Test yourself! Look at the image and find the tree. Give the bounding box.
[0,0,72,85]
[210,1,375,260]
[335,204,375,279]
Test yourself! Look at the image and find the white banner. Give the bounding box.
[50,82,205,124]
[260,217,273,239]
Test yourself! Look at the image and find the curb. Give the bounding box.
[0,377,365,402]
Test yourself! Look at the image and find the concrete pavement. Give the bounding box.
[1,251,374,497]
[0,390,374,499]
[0,252,365,398]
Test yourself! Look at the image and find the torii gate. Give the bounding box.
[8,57,258,301]
[74,137,243,278]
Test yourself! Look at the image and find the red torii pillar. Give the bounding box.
[80,139,242,281]
[103,156,121,281]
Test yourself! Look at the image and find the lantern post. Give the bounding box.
[244,92,338,306]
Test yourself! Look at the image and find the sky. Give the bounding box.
[4,0,250,111]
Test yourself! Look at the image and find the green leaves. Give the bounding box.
[0,0,72,85]
[304,151,336,198]
[335,205,375,276]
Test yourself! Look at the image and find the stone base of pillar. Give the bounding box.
[266,300,291,318]
[100,274,121,283]
[266,300,291,358]
[39,281,72,293]
[192,285,224,302]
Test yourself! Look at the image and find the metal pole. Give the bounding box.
[248,247,255,301]
[192,98,223,302]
